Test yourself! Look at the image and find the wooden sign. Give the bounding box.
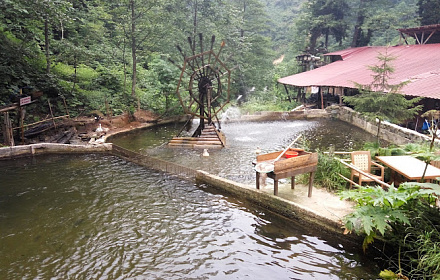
[20,96,31,106]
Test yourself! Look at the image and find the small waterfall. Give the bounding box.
[221,106,241,123]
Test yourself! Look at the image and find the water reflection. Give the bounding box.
[0,155,378,279]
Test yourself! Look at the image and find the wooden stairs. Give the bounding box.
[168,125,226,149]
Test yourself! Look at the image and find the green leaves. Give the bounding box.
[340,183,440,251]
[315,151,350,191]
[344,204,409,251]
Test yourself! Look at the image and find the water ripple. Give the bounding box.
[0,154,378,279]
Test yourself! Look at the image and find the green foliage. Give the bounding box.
[314,152,350,191]
[363,141,412,158]
[298,0,349,49]
[418,0,440,26]
[0,0,426,121]
[358,0,419,47]
[341,186,412,249]
[262,0,303,55]
[379,269,402,280]
[240,60,301,113]
[294,0,419,50]
[341,182,440,278]
[416,230,440,277]
[240,95,292,113]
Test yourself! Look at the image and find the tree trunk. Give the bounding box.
[70,55,78,97]
[45,17,50,74]
[309,28,321,53]
[123,33,127,96]
[130,0,139,110]
[351,0,366,47]
[376,118,382,145]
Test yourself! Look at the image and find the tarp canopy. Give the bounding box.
[278,44,440,99]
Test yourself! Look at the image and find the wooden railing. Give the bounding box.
[337,158,391,189]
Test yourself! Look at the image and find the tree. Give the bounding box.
[0,0,71,94]
[297,0,349,51]
[350,0,371,47]
[349,0,419,47]
[418,0,440,25]
[125,0,166,110]
[227,0,274,100]
[343,49,422,144]
[262,0,303,55]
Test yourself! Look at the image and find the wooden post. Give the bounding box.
[291,176,295,189]
[274,179,278,195]
[283,84,291,102]
[340,87,344,106]
[19,107,25,145]
[256,172,260,190]
[18,88,24,144]
[207,86,212,125]
[199,91,205,133]
[3,112,14,146]
[62,96,70,119]
[48,100,57,128]
[308,172,315,197]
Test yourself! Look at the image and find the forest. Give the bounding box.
[1,0,435,120]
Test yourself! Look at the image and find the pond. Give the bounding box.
[0,154,380,279]
[110,119,377,183]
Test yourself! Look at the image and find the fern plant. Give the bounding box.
[340,185,411,250]
[340,182,440,278]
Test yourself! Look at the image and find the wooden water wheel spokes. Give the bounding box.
[175,34,231,137]
[188,66,223,117]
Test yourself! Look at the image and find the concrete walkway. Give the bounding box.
[258,181,355,225]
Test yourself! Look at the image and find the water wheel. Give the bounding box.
[174,34,231,138]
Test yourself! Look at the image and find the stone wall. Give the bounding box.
[0,143,112,159]
[328,105,433,145]
[195,170,345,234]
[231,108,330,122]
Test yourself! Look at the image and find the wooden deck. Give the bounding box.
[168,125,226,149]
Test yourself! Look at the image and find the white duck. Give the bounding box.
[202,149,210,157]
[96,124,103,133]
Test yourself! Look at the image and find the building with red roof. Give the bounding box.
[278,25,440,123]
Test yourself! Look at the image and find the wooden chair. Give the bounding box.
[350,151,385,188]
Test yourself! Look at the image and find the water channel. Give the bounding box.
[0,119,381,279]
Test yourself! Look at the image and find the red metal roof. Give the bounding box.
[278,44,440,99]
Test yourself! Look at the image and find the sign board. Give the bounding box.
[20,96,32,106]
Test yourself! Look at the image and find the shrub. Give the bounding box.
[314,152,351,191]
[340,182,440,278]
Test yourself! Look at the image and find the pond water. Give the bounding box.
[110,119,377,183]
[0,154,380,279]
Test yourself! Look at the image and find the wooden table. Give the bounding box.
[254,151,318,197]
[256,164,317,197]
[376,156,440,182]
